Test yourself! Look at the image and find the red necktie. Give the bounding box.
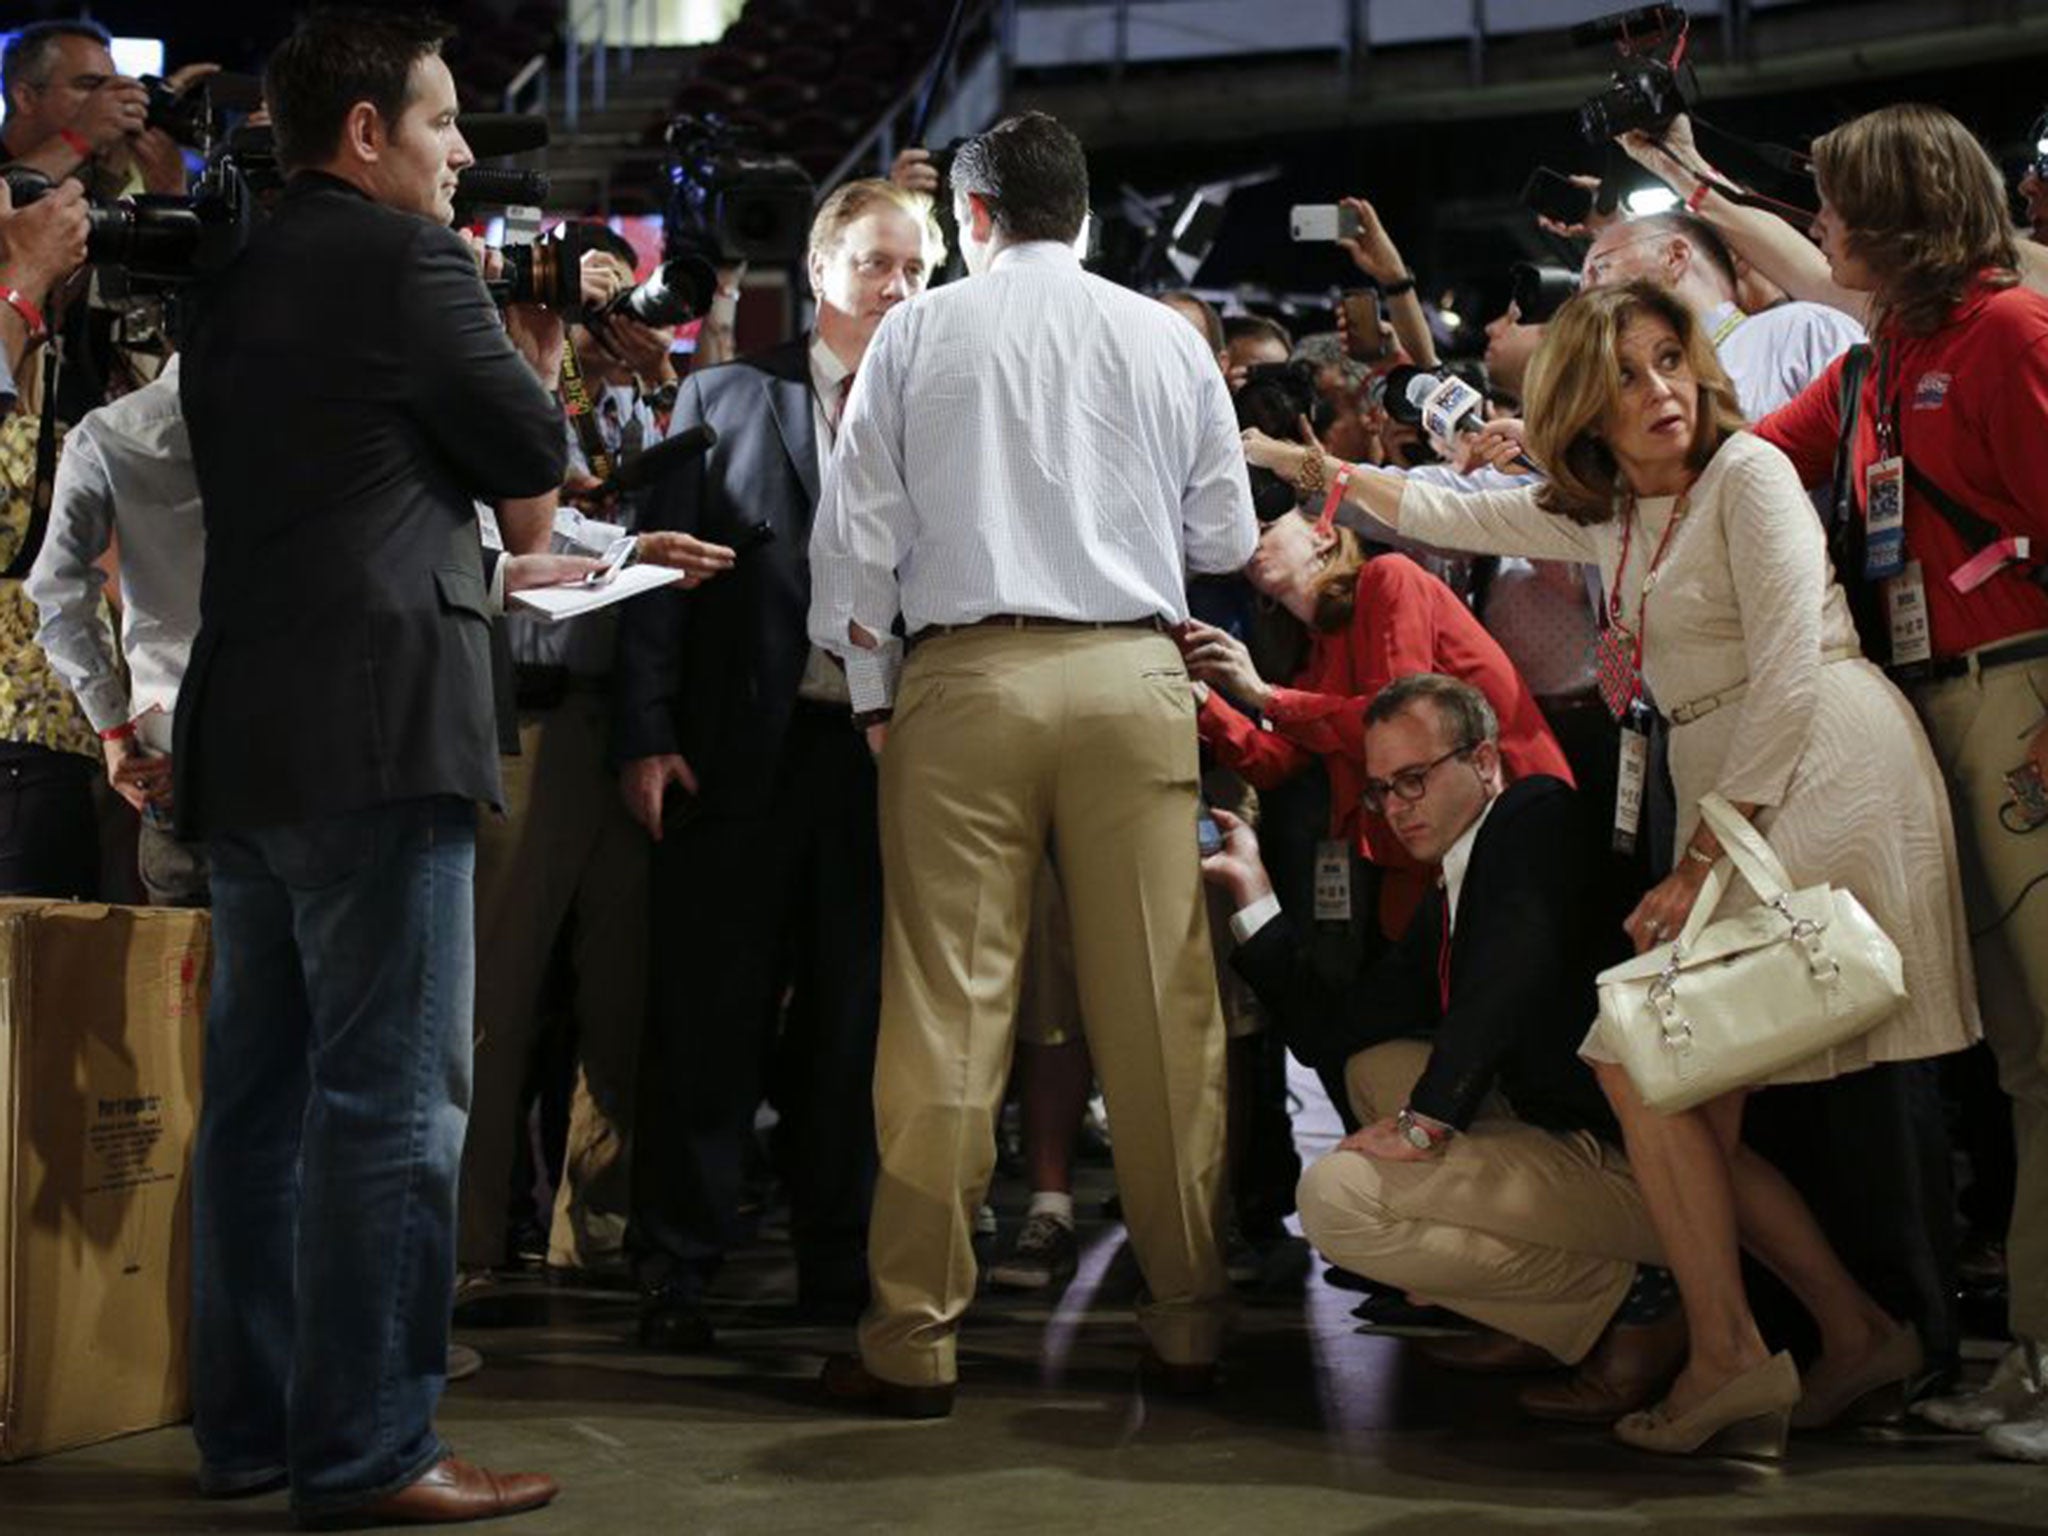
[1437,883,1453,1014]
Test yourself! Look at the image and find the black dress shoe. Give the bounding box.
[1140,1347,1219,1397]
[1352,1292,1465,1330]
[818,1353,955,1419]
[637,1285,716,1352]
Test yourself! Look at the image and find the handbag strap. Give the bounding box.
[1673,794,1795,951]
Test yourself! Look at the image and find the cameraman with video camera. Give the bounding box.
[177,9,580,1524]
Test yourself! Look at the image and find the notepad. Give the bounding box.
[508,561,686,621]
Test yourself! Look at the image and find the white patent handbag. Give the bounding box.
[1592,793,1907,1113]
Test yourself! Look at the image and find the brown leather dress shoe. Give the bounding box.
[341,1457,559,1526]
[1519,1311,1688,1424]
[818,1353,956,1419]
[1418,1328,1564,1375]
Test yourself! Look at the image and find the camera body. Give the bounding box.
[3,161,252,287]
[1572,4,1699,145]
[663,115,814,267]
[1509,261,1581,324]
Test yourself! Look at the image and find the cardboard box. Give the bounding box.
[0,901,209,1462]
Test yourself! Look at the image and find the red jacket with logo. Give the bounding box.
[1756,276,2048,658]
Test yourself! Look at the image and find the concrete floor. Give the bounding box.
[5,1075,2044,1535]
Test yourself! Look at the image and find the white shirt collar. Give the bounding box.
[990,240,1083,274]
[809,332,853,400]
[1441,793,1498,928]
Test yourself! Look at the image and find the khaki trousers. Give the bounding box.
[1914,649,2048,1340]
[1297,1039,1661,1362]
[860,626,1230,1386]
[460,692,648,1270]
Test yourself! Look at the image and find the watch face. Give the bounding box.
[1399,1116,1433,1149]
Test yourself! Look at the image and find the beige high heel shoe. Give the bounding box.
[1613,1352,1800,1458]
[1791,1323,1923,1430]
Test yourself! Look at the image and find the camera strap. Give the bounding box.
[1,345,61,582]
[558,335,614,484]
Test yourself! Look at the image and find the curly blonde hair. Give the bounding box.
[1812,104,2019,336]
[1522,281,1746,526]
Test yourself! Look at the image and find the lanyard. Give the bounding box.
[559,336,614,484]
[1871,337,1901,461]
[1708,308,1746,348]
[1599,490,1691,711]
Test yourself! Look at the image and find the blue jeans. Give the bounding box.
[192,796,476,1519]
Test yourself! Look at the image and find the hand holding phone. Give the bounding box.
[1290,204,1364,243]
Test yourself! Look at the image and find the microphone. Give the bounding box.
[454,166,551,211]
[460,113,551,157]
[604,423,718,495]
[1404,370,1537,473]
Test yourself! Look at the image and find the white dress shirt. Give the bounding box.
[796,333,855,707]
[1708,299,1866,421]
[806,240,1257,710]
[27,354,201,749]
[1228,794,1498,946]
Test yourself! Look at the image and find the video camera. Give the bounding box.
[662,114,813,268]
[1572,4,1699,145]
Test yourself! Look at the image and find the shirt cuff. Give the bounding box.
[78,680,134,737]
[488,554,509,617]
[1229,893,1282,945]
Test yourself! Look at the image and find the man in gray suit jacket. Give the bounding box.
[612,177,943,1350]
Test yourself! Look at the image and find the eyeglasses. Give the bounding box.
[1583,234,1672,286]
[1361,742,1477,815]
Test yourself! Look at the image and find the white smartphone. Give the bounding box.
[583,534,638,588]
[1289,204,1364,242]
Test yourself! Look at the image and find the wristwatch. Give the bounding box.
[1395,1107,1451,1152]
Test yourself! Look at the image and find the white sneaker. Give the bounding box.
[1913,1341,2046,1434]
[1987,1403,2048,1463]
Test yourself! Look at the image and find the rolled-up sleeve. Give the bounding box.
[25,424,127,732]
[1181,355,1257,576]
[808,304,916,709]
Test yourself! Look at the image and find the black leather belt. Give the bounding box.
[907,613,1171,649]
[513,664,609,710]
[1916,630,2048,683]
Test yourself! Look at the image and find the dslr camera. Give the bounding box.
[1572,4,1700,145]
[3,160,253,287]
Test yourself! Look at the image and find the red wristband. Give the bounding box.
[0,287,46,341]
[1685,181,1712,213]
[58,128,93,161]
[98,720,137,743]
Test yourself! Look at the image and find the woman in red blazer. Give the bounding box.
[1183,506,1572,934]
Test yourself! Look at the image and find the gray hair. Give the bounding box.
[1291,331,1369,392]
[3,21,112,98]
[1365,673,1499,748]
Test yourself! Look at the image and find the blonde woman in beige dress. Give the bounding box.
[1245,280,1978,1459]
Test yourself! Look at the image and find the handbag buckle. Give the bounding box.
[1647,969,1693,1050]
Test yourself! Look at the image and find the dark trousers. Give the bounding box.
[629,704,882,1299]
[1746,1059,1962,1376]
[0,741,100,899]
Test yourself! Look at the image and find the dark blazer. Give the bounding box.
[175,173,566,835]
[612,338,829,814]
[1233,774,1621,1140]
